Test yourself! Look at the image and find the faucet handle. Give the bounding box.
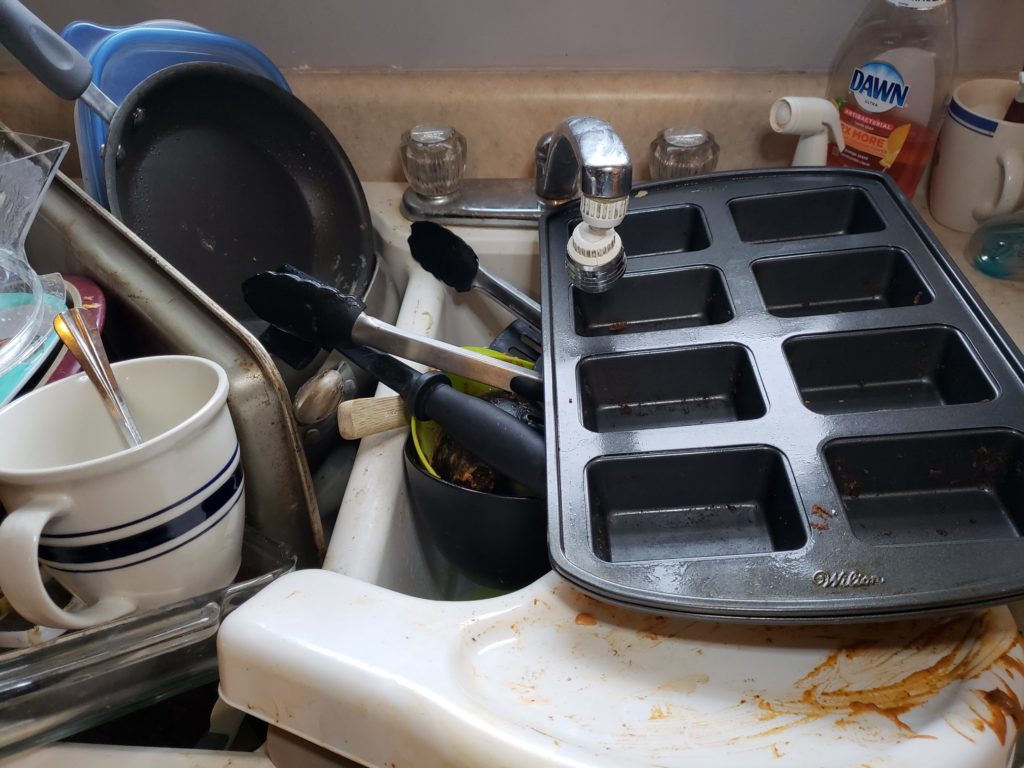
[649,127,719,180]
[400,124,467,198]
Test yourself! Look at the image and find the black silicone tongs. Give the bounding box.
[243,266,546,495]
[407,221,542,333]
[245,266,542,403]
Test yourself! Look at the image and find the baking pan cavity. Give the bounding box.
[614,204,710,257]
[730,186,885,243]
[573,266,732,337]
[753,247,933,317]
[578,344,764,432]
[587,447,806,563]
[825,429,1024,546]
[785,326,995,415]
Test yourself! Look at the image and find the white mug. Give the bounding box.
[0,355,244,630]
[929,78,1024,232]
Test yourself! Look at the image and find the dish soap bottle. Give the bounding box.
[825,0,956,198]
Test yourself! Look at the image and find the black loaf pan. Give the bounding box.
[539,167,1024,622]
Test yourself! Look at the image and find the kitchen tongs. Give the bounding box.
[244,266,542,402]
[243,266,546,495]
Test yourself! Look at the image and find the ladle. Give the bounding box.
[53,307,143,448]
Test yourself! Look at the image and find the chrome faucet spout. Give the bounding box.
[535,116,632,202]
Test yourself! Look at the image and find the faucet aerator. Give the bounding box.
[566,221,626,294]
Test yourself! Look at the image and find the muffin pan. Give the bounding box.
[539,168,1024,621]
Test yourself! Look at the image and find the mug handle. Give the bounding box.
[974,149,1024,222]
[0,499,136,630]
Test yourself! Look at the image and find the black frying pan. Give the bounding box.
[0,1,374,323]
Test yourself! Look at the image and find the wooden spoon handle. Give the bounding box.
[337,396,408,440]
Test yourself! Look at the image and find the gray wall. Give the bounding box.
[0,0,1019,73]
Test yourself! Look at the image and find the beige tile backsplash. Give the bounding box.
[287,70,832,182]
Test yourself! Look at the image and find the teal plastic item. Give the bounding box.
[61,21,290,208]
[967,215,1024,281]
[0,287,65,406]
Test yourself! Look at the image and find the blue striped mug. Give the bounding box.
[929,78,1024,232]
[0,355,244,629]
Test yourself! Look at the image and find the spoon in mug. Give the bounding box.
[53,307,143,448]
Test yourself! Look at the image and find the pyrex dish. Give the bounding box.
[61,20,290,209]
[0,273,64,405]
[0,527,295,758]
[539,168,1024,622]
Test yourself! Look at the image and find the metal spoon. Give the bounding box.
[293,357,360,426]
[53,307,143,448]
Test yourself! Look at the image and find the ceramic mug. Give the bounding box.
[929,78,1024,233]
[0,355,244,630]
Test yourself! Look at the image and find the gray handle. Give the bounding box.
[0,0,92,100]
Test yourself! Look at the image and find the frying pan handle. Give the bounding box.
[0,0,92,100]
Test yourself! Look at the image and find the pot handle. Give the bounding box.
[0,0,93,100]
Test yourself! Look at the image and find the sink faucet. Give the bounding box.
[534,116,632,202]
[400,115,632,292]
[535,117,631,292]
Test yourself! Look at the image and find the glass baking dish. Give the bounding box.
[0,527,295,757]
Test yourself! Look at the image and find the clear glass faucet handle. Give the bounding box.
[400,124,467,198]
[649,127,720,181]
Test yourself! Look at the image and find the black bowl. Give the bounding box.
[402,437,550,590]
